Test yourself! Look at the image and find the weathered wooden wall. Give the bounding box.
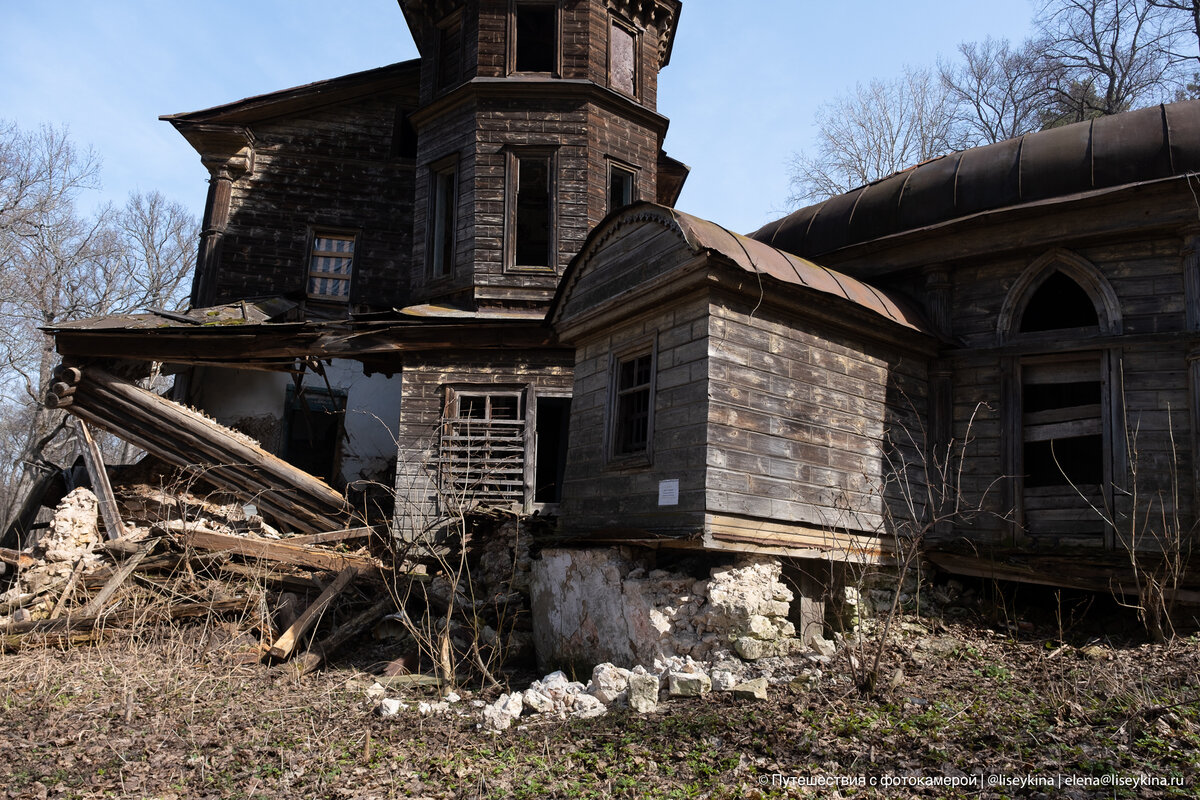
[214,90,420,311]
[705,294,929,539]
[934,230,1195,549]
[560,291,711,534]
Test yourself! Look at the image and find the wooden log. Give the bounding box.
[2,596,254,636]
[44,393,74,409]
[177,525,380,575]
[268,566,357,660]
[50,382,76,398]
[285,527,375,547]
[80,539,157,617]
[74,420,127,540]
[52,365,82,384]
[293,596,393,676]
[217,563,322,593]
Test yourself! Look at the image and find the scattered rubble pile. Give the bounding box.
[368,647,831,732]
[0,480,393,670]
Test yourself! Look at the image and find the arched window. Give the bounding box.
[999,251,1122,545]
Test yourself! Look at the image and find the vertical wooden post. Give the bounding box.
[74,419,126,541]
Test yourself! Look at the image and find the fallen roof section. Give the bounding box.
[46,364,352,535]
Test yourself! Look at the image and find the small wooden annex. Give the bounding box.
[550,203,937,562]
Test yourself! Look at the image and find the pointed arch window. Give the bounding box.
[999,250,1123,546]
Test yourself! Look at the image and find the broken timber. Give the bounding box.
[173,524,380,575]
[46,364,351,534]
[74,419,127,540]
[293,596,393,675]
[268,566,357,660]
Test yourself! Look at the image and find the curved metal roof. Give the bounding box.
[556,202,931,333]
[750,99,1200,259]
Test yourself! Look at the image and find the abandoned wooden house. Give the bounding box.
[40,0,1200,650]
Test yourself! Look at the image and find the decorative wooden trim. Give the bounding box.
[996,248,1122,344]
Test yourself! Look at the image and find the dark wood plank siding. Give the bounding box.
[560,293,710,533]
[215,92,418,311]
[706,297,928,537]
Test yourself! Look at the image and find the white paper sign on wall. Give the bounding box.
[658,479,679,506]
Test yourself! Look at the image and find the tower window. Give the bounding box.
[437,15,463,91]
[608,163,636,213]
[611,347,655,459]
[513,2,557,73]
[430,164,457,278]
[507,151,555,270]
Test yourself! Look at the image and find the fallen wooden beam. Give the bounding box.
[50,558,88,620]
[268,566,357,660]
[294,596,394,676]
[2,597,254,636]
[177,525,380,575]
[285,527,375,547]
[74,419,127,540]
[0,629,111,653]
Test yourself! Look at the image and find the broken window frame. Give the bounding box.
[608,15,639,97]
[504,147,557,273]
[607,340,656,464]
[607,159,638,215]
[438,385,572,513]
[526,388,572,510]
[282,383,347,486]
[1000,254,1124,549]
[439,388,527,511]
[429,156,459,280]
[306,229,356,304]
[509,0,560,76]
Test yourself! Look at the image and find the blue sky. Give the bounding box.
[2,1,1033,234]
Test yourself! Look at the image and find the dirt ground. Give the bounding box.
[2,585,1198,800]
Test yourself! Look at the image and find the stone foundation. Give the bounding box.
[530,547,821,671]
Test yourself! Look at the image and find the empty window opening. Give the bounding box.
[1020,271,1099,333]
[534,396,571,503]
[609,164,635,213]
[284,386,345,485]
[609,21,637,96]
[514,155,552,268]
[613,351,653,457]
[515,3,556,72]
[391,109,417,159]
[440,391,525,508]
[431,166,457,277]
[308,234,354,301]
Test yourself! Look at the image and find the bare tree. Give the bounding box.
[940,37,1050,145]
[1147,0,1200,64]
[1037,0,1184,118]
[0,121,196,528]
[787,66,958,206]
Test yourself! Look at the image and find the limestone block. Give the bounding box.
[588,663,631,704]
[627,673,660,713]
[731,677,769,701]
[482,692,524,731]
[668,670,711,697]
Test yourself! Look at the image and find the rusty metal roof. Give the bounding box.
[556,203,932,334]
[751,99,1200,260]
